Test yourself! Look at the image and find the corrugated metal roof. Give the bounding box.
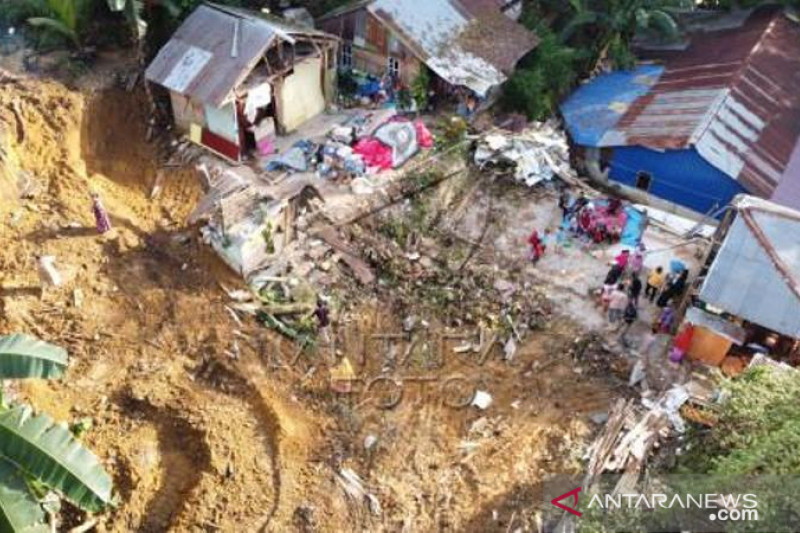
[560,65,663,147]
[699,194,800,337]
[146,4,337,107]
[565,9,800,202]
[685,306,747,344]
[772,139,800,211]
[361,0,536,96]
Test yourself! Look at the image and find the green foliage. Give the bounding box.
[0,334,67,380]
[262,221,276,255]
[0,0,49,27]
[683,367,800,475]
[437,115,468,145]
[0,334,113,532]
[501,27,580,120]
[26,0,95,48]
[0,406,114,512]
[607,33,636,69]
[411,68,431,111]
[0,458,49,533]
[337,69,358,98]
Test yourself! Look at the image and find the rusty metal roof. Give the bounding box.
[325,0,537,96]
[597,9,800,200]
[146,4,336,108]
[699,195,800,337]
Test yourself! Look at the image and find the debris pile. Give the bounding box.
[473,121,574,186]
[265,113,434,181]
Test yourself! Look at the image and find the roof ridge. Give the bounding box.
[739,206,800,302]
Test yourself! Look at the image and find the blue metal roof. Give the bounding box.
[560,65,663,147]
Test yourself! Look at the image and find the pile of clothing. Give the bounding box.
[265,117,434,180]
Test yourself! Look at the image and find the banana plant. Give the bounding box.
[106,0,180,40]
[0,334,114,533]
[27,0,95,49]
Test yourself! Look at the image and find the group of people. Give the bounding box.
[526,191,631,265]
[600,246,690,347]
[558,190,625,245]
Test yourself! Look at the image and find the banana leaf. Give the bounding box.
[0,457,49,533]
[26,17,80,47]
[0,406,112,513]
[0,335,67,380]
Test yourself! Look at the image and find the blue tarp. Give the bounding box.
[621,206,646,247]
[560,65,663,147]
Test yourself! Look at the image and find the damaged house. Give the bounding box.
[561,8,800,217]
[146,3,339,162]
[316,0,538,102]
[682,195,800,372]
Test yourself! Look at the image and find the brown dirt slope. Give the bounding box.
[0,72,618,532]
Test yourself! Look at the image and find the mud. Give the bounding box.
[0,73,618,532]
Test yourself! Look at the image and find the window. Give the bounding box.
[353,11,366,47]
[635,171,653,191]
[387,56,400,77]
[340,44,353,69]
[388,33,401,54]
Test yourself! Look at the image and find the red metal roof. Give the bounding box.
[609,9,800,198]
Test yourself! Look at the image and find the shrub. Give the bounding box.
[500,28,579,120]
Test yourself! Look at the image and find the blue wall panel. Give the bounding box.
[609,146,748,215]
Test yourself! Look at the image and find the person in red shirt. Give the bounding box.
[528,229,545,264]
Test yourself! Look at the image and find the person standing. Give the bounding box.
[656,305,675,334]
[528,229,545,264]
[604,263,624,286]
[629,273,643,305]
[657,269,688,307]
[629,246,645,275]
[608,283,629,325]
[646,266,665,302]
[614,249,631,270]
[619,300,639,347]
[558,190,572,221]
[91,193,112,234]
[314,296,331,345]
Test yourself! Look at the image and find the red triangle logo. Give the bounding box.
[551,487,582,517]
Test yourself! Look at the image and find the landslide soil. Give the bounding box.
[0,73,619,532]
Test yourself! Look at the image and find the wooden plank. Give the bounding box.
[316,226,375,285]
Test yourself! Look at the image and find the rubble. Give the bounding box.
[471,390,493,410]
[473,121,576,187]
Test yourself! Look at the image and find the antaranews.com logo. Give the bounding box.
[551,486,759,521]
[543,474,800,532]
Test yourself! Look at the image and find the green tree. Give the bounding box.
[501,27,580,120]
[560,0,686,68]
[0,334,113,533]
[683,367,800,475]
[27,0,95,48]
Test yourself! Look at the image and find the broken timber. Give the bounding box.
[315,226,375,285]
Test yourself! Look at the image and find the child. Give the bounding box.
[528,229,545,264]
